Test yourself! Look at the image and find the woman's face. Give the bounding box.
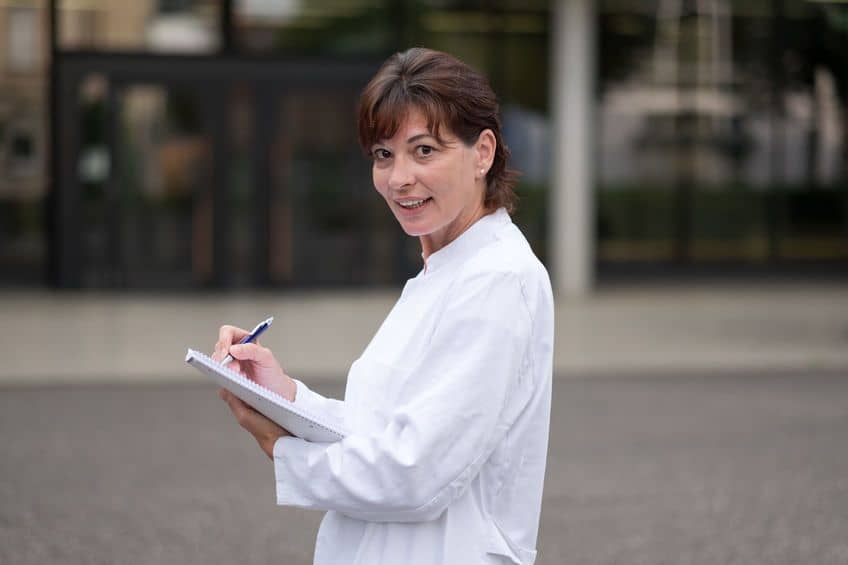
[370,109,494,257]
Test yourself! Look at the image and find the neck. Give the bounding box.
[420,202,488,261]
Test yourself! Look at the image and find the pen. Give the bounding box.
[221,316,274,366]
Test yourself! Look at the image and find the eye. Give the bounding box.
[415,145,435,158]
[371,148,391,161]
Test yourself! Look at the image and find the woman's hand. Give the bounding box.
[212,325,297,402]
[213,324,297,458]
[219,389,291,459]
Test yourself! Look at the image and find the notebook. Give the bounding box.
[185,349,347,443]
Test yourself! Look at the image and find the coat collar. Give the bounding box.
[422,207,511,275]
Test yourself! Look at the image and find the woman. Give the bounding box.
[213,47,554,565]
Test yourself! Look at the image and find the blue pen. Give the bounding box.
[221,316,274,366]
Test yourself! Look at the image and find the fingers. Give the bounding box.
[220,388,257,427]
[218,389,278,432]
[219,389,291,458]
[220,389,269,433]
[213,325,249,362]
[228,342,276,368]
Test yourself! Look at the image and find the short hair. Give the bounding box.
[357,47,519,213]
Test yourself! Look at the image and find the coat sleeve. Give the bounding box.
[273,270,534,522]
[291,378,346,430]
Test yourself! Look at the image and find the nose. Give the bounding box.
[387,155,415,191]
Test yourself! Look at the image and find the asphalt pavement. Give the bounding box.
[2,280,847,563]
[2,371,847,565]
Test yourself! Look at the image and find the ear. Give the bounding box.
[474,129,496,177]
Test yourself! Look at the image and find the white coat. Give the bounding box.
[274,208,554,564]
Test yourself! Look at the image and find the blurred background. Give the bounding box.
[1,0,846,289]
[1,1,847,564]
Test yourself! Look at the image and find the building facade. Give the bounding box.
[1,0,846,292]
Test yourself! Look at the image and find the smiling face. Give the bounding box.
[370,108,495,259]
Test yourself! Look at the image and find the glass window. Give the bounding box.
[597,0,848,267]
[234,0,395,55]
[0,1,48,286]
[59,0,221,53]
[7,6,41,72]
[72,77,220,288]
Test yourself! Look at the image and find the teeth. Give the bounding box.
[398,198,428,209]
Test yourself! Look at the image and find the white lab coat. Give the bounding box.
[275,208,554,564]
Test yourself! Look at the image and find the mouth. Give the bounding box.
[395,197,433,211]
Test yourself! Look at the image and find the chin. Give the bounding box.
[398,221,429,237]
[392,214,431,237]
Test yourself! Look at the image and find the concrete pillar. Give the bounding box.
[550,0,596,297]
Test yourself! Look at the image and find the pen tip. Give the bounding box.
[268,316,274,324]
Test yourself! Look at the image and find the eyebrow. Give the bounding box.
[407,133,436,144]
[372,132,437,149]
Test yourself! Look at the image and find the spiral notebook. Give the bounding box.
[185,349,347,443]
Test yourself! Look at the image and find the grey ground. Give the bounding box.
[2,372,847,565]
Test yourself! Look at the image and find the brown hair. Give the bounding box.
[357,47,519,213]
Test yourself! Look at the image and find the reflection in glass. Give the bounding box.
[59,0,220,53]
[0,0,48,285]
[234,0,393,55]
[598,0,848,267]
[226,84,257,287]
[7,5,41,72]
[79,83,215,287]
[269,87,390,285]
